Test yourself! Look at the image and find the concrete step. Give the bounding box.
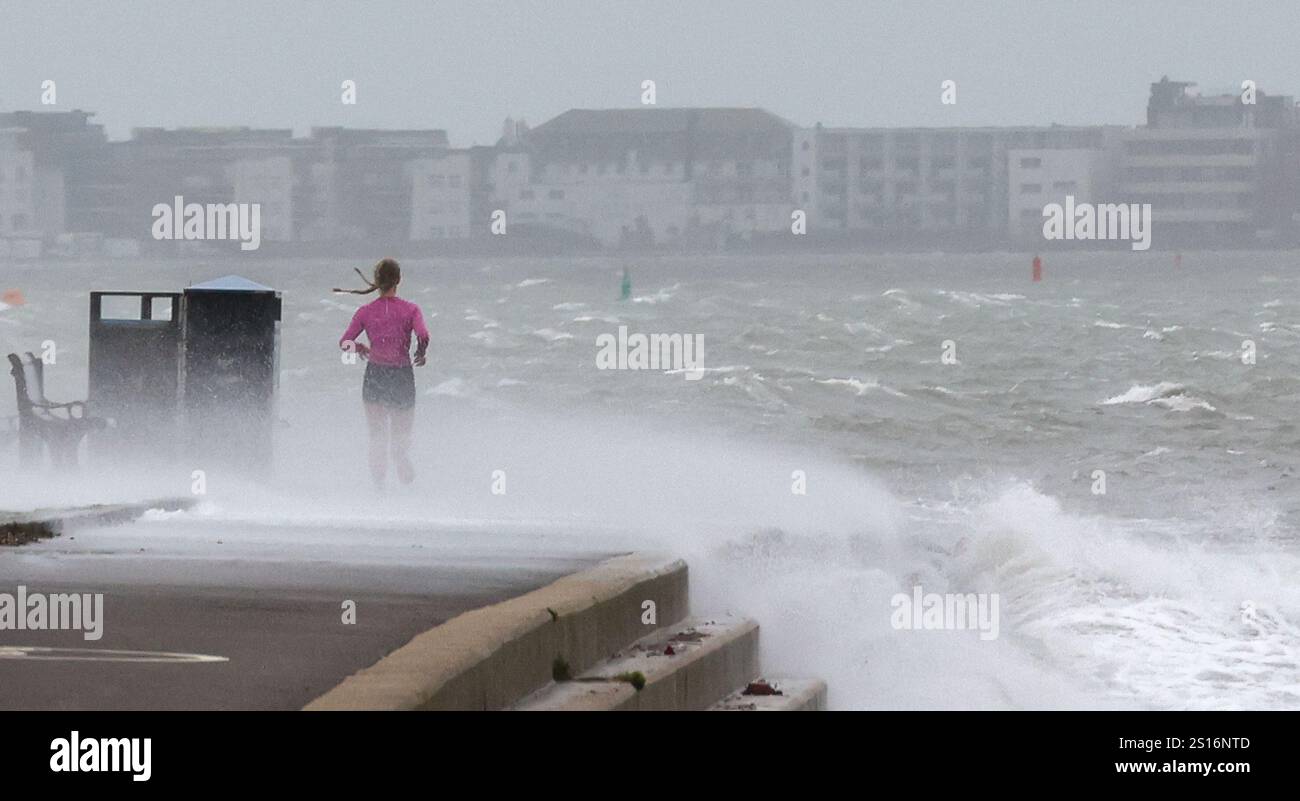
[513,614,759,711]
[710,678,828,711]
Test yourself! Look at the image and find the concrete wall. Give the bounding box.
[305,553,689,711]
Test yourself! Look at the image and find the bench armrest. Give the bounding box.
[33,400,87,418]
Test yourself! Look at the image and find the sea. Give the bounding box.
[2,250,1299,709]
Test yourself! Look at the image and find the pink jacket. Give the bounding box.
[339,296,430,367]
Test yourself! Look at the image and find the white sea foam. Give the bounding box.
[530,328,574,342]
[1102,382,1186,405]
[427,377,470,396]
[631,283,681,304]
[814,377,909,398]
[937,290,1025,307]
[1101,382,1217,412]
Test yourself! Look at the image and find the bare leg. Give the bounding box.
[364,402,389,488]
[390,406,415,484]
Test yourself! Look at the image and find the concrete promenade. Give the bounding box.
[0,513,611,710]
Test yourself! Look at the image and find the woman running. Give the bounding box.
[335,259,429,488]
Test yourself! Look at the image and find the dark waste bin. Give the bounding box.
[87,291,184,464]
[181,275,281,472]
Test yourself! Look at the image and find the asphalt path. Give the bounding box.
[0,518,611,709]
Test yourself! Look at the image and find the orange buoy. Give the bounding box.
[1031,255,1042,282]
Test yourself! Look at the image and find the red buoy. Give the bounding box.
[1032,255,1043,282]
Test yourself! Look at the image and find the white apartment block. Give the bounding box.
[1007,148,1108,240]
[796,125,1119,239]
[409,150,472,240]
[0,129,37,238]
[1118,127,1273,237]
[505,150,694,243]
[495,109,795,246]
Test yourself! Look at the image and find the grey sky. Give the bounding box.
[2,0,1297,145]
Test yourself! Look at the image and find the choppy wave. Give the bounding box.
[530,328,575,342]
[631,283,681,304]
[1101,382,1216,412]
[813,376,909,398]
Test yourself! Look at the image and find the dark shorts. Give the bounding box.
[362,362,416,409]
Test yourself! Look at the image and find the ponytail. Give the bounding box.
[333,258,401,295]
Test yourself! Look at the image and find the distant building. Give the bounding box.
[465,144,500,238]
[231,155,296,243]
[1008,144,1122,241]
[1146,76,1295,129]
[795,125,1115,244]
[3,76,1300,254]
[0,128,37,238]
[0,110,112,240]
[408,149,472,240]
[498,108,795,246]
[304,127,450,244]
[121,126,308,247]
[114,125,457,247]
[1287,128,1300,237]
[1118,77,1298,244]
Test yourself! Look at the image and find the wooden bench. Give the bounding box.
[6,352,106,469]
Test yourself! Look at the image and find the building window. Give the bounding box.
[801,166,810,177]
[548,189,565,200]
[12,214,29,229]
[1019,183,1042,194]
[507,161,518,174]
[801,140,810,151]
[520,189,535,200]
[1019,157,1042,168]
[449,175,461,187]
[1052,181,1077,192]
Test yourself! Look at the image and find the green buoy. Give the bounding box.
[619,266,632,301]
